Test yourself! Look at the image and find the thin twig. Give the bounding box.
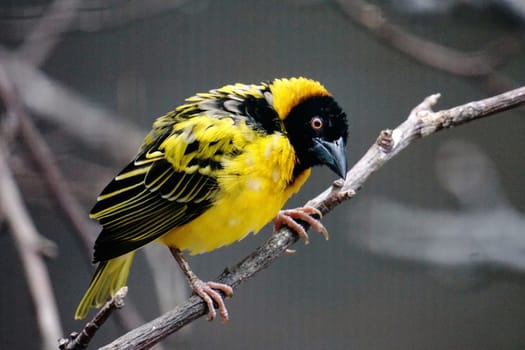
[59,287,128,350]
[99,86,525,349]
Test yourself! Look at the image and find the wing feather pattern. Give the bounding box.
[90,84,276,262]
[91,122,225,262]
[91,158,217,262]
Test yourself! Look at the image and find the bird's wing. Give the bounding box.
[90,114,246,262]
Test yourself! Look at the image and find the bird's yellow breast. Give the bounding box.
[157,133,311,255]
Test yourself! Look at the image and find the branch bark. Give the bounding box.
[59,287,128,350]
[99,86,525,349]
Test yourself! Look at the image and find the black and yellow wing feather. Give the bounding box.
[90,82,282,263]
[90,158,218,262]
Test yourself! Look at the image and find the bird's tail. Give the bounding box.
[75,252,135,320]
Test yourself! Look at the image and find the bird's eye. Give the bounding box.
[310,117,323,130]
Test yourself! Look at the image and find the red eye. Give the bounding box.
[311,117,323,130]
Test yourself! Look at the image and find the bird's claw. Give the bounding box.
[191,279,233,322]
[272,206,329,245]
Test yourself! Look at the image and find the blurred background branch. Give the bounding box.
[0,61,62,350]
[17,0,82,66]
[348,137,525,286]
[0,0,166,346]
[0,0,195,41]
[333,0,523,96]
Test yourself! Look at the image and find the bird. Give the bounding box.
[75,77,349,321]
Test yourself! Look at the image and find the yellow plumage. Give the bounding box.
[158,138,311,254]
[75,77,348,320]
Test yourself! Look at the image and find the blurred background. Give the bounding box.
[0,0,524,349]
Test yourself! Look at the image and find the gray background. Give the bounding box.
[1,0,524,349]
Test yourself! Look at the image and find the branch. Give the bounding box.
[308,86,525,210]
[333,0,523,95]
[99,86,525,349]
[59,287,128,350]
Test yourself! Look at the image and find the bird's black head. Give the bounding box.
[283,95,349,179]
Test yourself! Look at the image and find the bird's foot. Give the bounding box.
[190,278,233,322]
[272,206,329,245]
[170,247,234,322]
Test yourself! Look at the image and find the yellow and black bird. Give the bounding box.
[75,77,348,321]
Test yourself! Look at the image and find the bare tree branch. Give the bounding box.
[59,287,128,350]
[309,86,525,211]
[96,86,525,349]
[333,0,523,95]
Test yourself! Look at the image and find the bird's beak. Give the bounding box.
[312,136,347,179]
